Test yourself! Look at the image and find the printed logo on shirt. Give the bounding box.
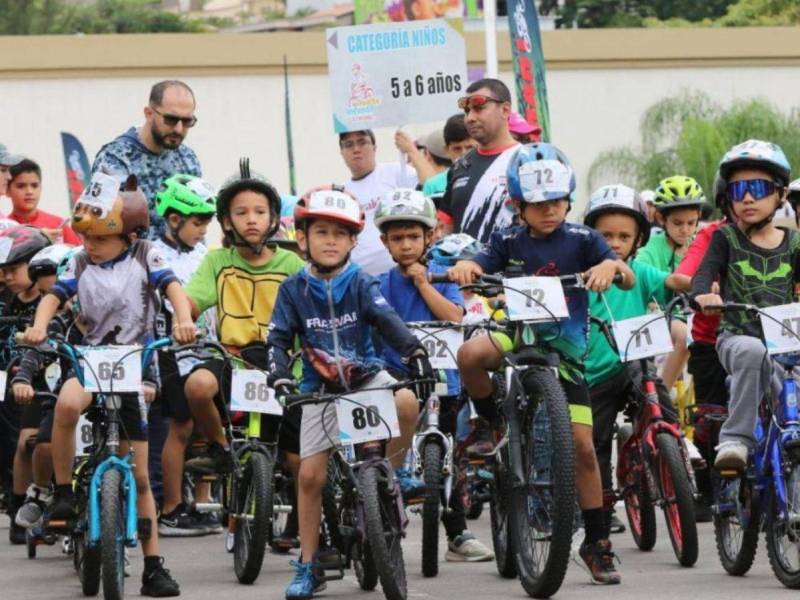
[306,311,358,330]
[453,177,470,190]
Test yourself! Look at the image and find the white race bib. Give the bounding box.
[0,370,6,402]
[502,276,568,322]
[230,369,283,415]
[760,303,800,355]
[45,362,61,393]
[413,327,463,370]
[612,313,674,361]
[75,414,94,456]
[81,346,142,393]
[336,388,399,446]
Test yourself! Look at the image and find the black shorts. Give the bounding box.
[190,359,301,455]
[158,351,192,422]
[688,342,728,407]
[20,397,42,430]
[36,394,146,444]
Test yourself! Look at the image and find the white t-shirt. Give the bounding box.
[345,162,418,276]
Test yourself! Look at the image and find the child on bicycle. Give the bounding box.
[266,185,434,600]
[582,184,684,534]
[12,244,76,531]
[180,160,306,546]
[374,189,495,563]
[23,172,196,597]
[637,176,706,389]
[150,174,217,538]
[692,140,799,472]
[0,225,51,544]
[448,143,633,585]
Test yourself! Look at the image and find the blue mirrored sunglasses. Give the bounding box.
[726,178,777,203]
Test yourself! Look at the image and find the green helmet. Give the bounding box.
[374,188,438,232]
[155,174,217,218]
[653,176,706,213]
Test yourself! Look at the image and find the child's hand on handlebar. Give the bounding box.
[694,293,724,314]
[143,382,157,404]
[12,383,34,405]
[448,260,483,287]
[22,326,47,346]
[172,321,198,345]
[584,259,617,292]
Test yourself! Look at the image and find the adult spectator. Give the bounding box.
[508,111,542,144]
[341,129,433,275]
[439,78,520,243]
[92,80,202,238]
[0,144,24,217]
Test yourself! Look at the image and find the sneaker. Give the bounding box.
[8,519,25,545]
[285,560,325,600]
[141,557,180,597]
[608,511,626,535]
[196,511,223,535]
[445,532,495,562]
[45,492,78,524]
[694,497,713,523]
[395,468,425,503]
[15,484,53,529]
[578,539,621,585]
[184,442,234,475]
[158,505,206,538]
[124,548,131,577]
[684,438,706,468]
[714,441,748,472]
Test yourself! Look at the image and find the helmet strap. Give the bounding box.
[226,221,269,256]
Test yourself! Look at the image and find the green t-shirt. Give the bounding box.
[585,259,670,387]
[422,169,448,201]
[636,232,683,274]
[185,245,304,351]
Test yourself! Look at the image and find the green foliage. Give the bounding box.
[716,0,800,26]
[0,0,218,34]
[538,0,736,28]
[588,91,800,198]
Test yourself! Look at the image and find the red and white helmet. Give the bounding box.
[294,185,365,233]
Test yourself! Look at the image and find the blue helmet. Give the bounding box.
[718,139,791,187]
[506,143,576,203]
[427,233,483,267]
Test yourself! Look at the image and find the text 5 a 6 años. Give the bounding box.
[390,73,463,99]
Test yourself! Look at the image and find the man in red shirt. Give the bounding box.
[7,159,80,244]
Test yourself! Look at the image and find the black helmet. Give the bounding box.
[216,158,282,247]
[0,225,51,269]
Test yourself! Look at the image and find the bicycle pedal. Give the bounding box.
[315,550,345,580]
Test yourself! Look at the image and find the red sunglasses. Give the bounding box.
[457,94,504,114]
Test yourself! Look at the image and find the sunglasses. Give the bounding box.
[152,106,198,128]
[457,94,504,114]
[726,178,778,203]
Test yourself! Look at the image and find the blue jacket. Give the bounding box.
[267,262,423,392]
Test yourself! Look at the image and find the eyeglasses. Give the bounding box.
[726,178,778,203]
[151,106,198,128]
[341,138,373,150]
[458,94,504,114]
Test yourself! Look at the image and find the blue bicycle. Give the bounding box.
[711,302,800,588]
[32,335,175,600]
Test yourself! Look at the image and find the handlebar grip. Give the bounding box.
[427,272,452,284]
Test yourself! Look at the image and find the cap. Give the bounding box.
[0,144,24,167]
[508,112,542,137]
[419,129,448,161]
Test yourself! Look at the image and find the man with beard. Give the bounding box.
[439,79,520,243]
[92,80,202,239]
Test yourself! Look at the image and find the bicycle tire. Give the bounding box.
[490,442,517,578]
[233,451,273,584]
[360,463,407,600]
[321,456,345,553]
[511,369,575,598]
[77,530,101,596]
[620,439,657,551]
[26,530,37,559]
[766,463,800,587]
[713,471,758,576]
[100,469,125,600]
[421,442,443,577]
[655,433,698,567]
[466,495,484,520]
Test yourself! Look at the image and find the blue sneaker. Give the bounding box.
[395,468,425,502]
[285,560,325,600]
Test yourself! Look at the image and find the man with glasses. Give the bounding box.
[439,78,520,243]
[92,80,202,240]
[341,129,433,275]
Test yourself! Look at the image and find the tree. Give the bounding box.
[537,0,736,28]
[587,91,800,198]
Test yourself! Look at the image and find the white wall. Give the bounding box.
[2,62,799,226]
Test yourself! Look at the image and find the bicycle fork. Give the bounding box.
[412,395,455,509]
[88,455,137,547]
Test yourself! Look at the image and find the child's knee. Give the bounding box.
[55,398,81,426]
[297,461,326,495]
[394,389,418,421]
[185,370,215,403]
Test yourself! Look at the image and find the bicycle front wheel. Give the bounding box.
[100,469,125,600]
[713,470,758,575]
[489,441,517,578]
[766,463,800,587]
[655,433,698,567]
[360,463,407,600]
[510,369,576,599]
[233,451,273,584]
[421,441,443,577]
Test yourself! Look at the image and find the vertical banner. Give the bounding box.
[283,55,297,196]
[60,132,91,209]
[507,0,551,141]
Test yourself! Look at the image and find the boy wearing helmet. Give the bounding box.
[693,140,799,472]
[11,244,80,531]
[582,185,685,534]
[0,225,51,543]
[267,185,433,599]
[375,189,495,563]
[23,172,195,596]
[449,143,633,585]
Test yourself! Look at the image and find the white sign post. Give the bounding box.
[326,19,468,132]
